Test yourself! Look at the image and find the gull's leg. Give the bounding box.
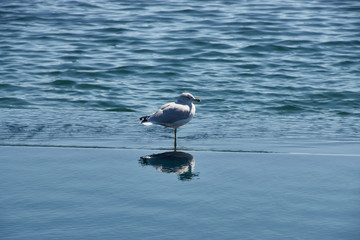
[174,128,177,151]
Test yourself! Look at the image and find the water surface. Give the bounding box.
[1,146,359,239]
[1,0,360,152]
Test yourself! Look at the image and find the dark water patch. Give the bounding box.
[342,5,360,12]
[48,69,111,78]
[235,64,261,69]
[337,111,353,116]
[242,44,299,53]
[161,48,197,56]
[307,91,360,102]
[93,37,124,45]
[263,73,300,80]
[34,95,129,111]
[276,39,314,47]
[260,85,321,93]
[50,80,77,87]
[184,56,234,64]
[76,83,111,91]
[0,97,31,108]
[189,39,215,47]
[231,27,266,36]
[170,8,209,16]
[206,42,233,50]
[320,40,360,47]
[226,89,249,95]
[109,65,181,78]
[121,38,149,46]
[335,111,360,117]
[167,29,199,36]
[133,48,155,54]
[94,27,130,34]
[71,1,100,9]
[43,88,86,97]
[60,55,80,62]
[263,91,360,114]
[72,100,135,112]
[3,15,43,23]
[152,59,190,69]
[268,105,306,112]
[105,107,135,112]
[0,83,25,92]
[107,66,135,75]
[145,71,179,78]
[46,71,63,76]
[333,60,358,68]
[194,50,232,58]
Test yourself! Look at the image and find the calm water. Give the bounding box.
[1,0,360,152]
[1,147,359,240]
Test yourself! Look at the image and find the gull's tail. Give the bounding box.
[140,115,152,126]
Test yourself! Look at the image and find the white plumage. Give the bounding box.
[140,93,201,150]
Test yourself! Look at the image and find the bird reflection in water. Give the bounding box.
[139,151,199,181]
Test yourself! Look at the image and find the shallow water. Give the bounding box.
[1,0,360,152]
[1,147,359,240]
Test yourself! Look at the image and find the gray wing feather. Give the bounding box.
[149,103,190,124]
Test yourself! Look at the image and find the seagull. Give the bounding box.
[140,93,201,150]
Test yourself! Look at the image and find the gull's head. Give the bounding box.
[177,93,201,104]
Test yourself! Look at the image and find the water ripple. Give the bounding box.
[1,0,360,149]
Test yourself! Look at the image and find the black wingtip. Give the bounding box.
[140,115,150,123]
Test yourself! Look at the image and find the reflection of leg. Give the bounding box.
[174,128,177,151]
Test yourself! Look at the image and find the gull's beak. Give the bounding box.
[194,98,201,102]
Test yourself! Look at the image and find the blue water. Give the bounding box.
[1,1,360,238]
[1,147,360,240]
[1,0,360,153]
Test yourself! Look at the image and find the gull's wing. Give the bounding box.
[149,102,191,125]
